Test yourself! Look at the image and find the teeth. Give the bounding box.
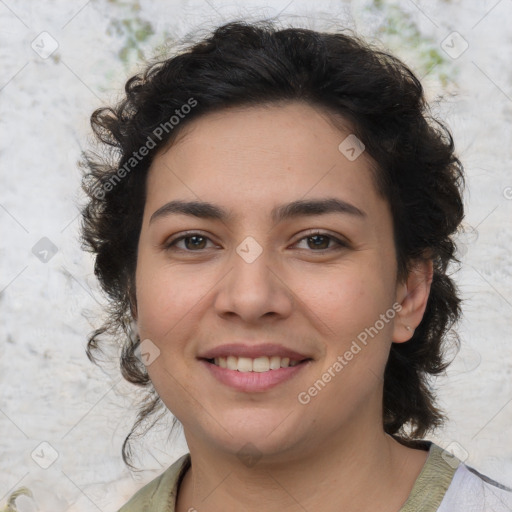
[253,356,270,372]
[212,356,303,372]
[269,356,281,370]
[237,357,253,373]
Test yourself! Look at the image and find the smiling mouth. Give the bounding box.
[203,356,312,372]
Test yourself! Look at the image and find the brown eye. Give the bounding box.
[182,235,208,250]
[294,231,348,252]
[306,234,330,250]
[164,233,215,251]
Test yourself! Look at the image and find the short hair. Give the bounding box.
[80,19,464,467]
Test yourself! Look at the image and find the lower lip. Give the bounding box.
[200,359,311,392]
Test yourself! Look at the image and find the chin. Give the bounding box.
[195,409,306,458]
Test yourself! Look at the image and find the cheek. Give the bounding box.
[297,265,393,336]
[135,253,202,339]
[146,360,197,426]
[298,264,396,383]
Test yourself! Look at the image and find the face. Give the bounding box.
[135,101,407,460]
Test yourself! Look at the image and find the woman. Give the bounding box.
[80,19,512,511]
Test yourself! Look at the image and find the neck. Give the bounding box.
[176,421,428,512]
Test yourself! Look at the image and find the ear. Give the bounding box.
[128,297,139,342]
[392,258,434,343]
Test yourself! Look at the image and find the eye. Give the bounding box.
[164,232,216,252]
[293,231,348,252]
[163,230,349,253]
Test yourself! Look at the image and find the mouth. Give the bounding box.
[202,355,313,372]
[200,356,313,392]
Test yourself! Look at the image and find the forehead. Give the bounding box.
[145,102,383,221]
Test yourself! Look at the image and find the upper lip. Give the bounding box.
[198,343,312,361]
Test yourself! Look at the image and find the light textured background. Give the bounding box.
[1,0,511,510]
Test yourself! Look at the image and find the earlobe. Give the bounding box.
[392,258,433,343]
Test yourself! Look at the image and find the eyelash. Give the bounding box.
[164,230,348,253]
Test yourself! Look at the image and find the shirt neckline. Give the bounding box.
[397,441,460,512]
[120,441,461,511]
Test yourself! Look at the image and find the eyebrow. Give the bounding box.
[149,197,366,225]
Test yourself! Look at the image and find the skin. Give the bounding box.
[134,101,434,512]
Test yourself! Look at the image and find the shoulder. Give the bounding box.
[117,453,191,512]
[438,462,512,512]
[398,440,512,512]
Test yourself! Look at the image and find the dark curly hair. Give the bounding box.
[80,18,464,468]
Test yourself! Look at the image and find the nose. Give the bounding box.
[213,240,294,325]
